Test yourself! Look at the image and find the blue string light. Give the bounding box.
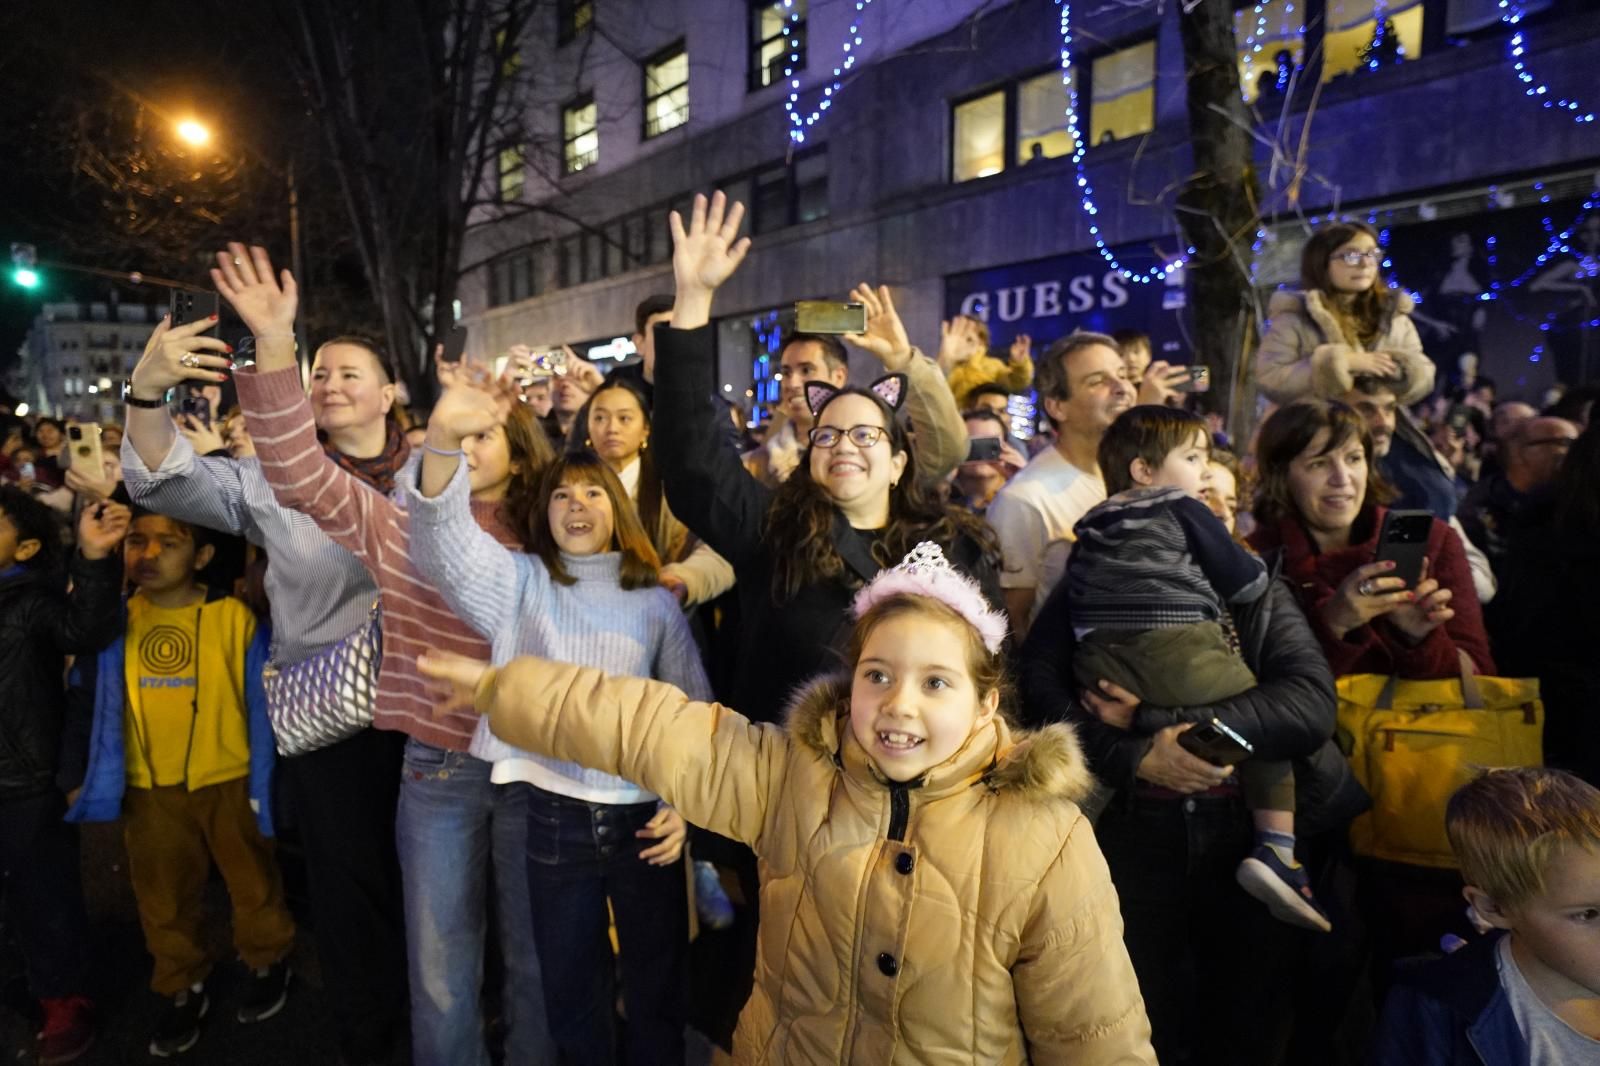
[785,0,875,145]
[1500,1,1595,124]
[1055,0,1190,283]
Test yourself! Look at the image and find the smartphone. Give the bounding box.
[1178,718,1254,767]
[966,437,1003,463]
[169,289,220,327]
[1174,366,1212,393]
[439,325,469,364]
[66,422,105,477]
[178,386,213,428]
[1374,509,1433,589]
[795,300,866,335]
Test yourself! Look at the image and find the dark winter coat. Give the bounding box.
[1369,933,1527,1066]
[0,553,123,801]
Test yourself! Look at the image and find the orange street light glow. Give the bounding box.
[176,120,211,147]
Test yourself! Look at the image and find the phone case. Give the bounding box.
[1178,721,1253,766]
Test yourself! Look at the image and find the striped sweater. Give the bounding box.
[405,459,713,804]
[1066,485,1269,633]
[235,366,518,751]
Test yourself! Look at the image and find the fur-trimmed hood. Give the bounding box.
[782,672,1096,805]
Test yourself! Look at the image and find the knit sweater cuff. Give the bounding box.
[233,363,304,409]
[404,453,471,525]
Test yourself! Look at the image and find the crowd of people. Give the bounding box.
[1,193,1598,1066]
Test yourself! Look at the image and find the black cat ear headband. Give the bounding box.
[804,373,907,419]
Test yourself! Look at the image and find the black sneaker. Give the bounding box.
[149,984,208,1058]
[237,960,291,1023]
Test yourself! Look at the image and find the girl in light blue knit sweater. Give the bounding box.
[408,376,711,1066]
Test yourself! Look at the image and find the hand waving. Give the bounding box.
[670,192,750,329]
[76,501,132,561]
[937,316,983,368]
[211,242,298,337]
[843,283,913,371]
[428,366,514,447]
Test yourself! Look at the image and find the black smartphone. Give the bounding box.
[439,325,469,364]
[1177,718,1254,766]
[794,301,867,335]
[178,386,212,428]
[1173,366,1212,393]
[169,289,220,327]
[1375,509,1433,589]
[966,437,1003,463]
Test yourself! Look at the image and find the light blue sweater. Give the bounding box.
[406,459,712,804]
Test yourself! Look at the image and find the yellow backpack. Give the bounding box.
[1336,657,1543,869]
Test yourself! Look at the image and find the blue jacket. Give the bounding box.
[65,600,276,837]
[1370,933,1528,1066]
[1381,417,1460,520]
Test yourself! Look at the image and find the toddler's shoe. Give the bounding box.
[1237,844,1333,933]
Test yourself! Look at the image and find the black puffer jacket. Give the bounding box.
[1019,564,1368,836]
[0,553,123,801]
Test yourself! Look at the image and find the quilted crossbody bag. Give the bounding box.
[262,602,382,756]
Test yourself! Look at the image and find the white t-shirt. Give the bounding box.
[985,446,1106,595]
[1497,935,1600,1065]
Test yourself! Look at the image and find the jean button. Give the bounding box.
[877,952,899,977]
[1183,798,1197,813]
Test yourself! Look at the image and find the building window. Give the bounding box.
[952,90,1006,183]
[558,0,594,44]
[1321,0,1423,82]
[488,247,540,308]
[749,0,806,91]
[1089,40,1156,146]
[1016,70,1075,165]
[743,148,829,234]
[1235,0,1305,103]
[795,152,828,223]
[643,44,689,138]
[497,144,526,202]
[563,95,598,174]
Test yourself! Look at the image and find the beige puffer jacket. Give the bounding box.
[1256,288,1434,406]
[475,660,1156,1065]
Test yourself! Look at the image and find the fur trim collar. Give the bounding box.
[1276,288,1415,348]
[782,673,1095,803]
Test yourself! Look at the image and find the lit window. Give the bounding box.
[1235,0,1306,102]
[1016,70,1076,165]
[750,0,806,91]
[497,145,525,202]
[952,90,1005,183]
[1089,40,1156,145]
[644,44,689,139]
[1321,0,1424,83]
[563,95,598,174]
[558,0,594,45]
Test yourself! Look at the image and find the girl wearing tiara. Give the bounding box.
[419,543,1157,1064]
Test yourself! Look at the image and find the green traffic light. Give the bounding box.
[13,268,39,289]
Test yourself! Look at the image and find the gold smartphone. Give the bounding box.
[66,422,105,478]
[795,301,866,335]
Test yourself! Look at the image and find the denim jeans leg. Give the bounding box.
[395,740,493,1066]
[524,787,621,1066]
[605,819,689,1066]
[492,783,557,1064]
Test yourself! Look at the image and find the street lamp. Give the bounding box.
[175,119,211,147]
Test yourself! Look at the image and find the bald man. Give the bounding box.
[1458,415,1581,574]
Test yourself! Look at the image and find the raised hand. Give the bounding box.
[211,242,298,337]
[63,456,122,501]
[843,283,913,371]
[129,316,232,401]
[1009,333,1032,365]
[76,501,132,560]
[427,367,514,447]
[1136,361,1189,407]
[937,316,983,369]
[669,191,750,329]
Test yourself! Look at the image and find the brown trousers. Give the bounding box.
[123,777,295,995]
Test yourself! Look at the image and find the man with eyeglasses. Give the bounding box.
[1458,415,1581,577]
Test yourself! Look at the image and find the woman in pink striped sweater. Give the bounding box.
[214,243,559,1066]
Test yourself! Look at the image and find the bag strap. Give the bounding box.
[1373,649,1484,711]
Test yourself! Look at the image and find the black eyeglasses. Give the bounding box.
[808,424,888,449]
[1330,250,1383,267]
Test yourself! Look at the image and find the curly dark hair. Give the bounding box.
[765,388,996,601]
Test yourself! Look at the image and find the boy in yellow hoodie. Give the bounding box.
[68,510,293,1058]
[938,314,1034,410]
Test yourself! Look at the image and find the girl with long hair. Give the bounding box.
[1256,221,1435,408]
[201,246,560,1066]
[410,376,711,1066]
[585,375,733,606]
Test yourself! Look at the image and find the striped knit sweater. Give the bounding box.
[405,459,713,804]
[235,366,518,751]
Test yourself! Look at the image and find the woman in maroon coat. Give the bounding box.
[1246,398,1496,990]
[1247,399,1493,680]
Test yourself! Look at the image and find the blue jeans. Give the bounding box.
[395,740,556,1066]
[522,784,688,1066]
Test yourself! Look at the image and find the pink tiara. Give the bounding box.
[852,542,1008,654]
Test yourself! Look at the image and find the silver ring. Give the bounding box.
[180,353,200,369]
[233,256,242,266]
[1358,579,1376,597]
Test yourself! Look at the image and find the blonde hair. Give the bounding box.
[1446,768,1600,909]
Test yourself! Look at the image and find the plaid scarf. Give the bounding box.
[321,420,410,496]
